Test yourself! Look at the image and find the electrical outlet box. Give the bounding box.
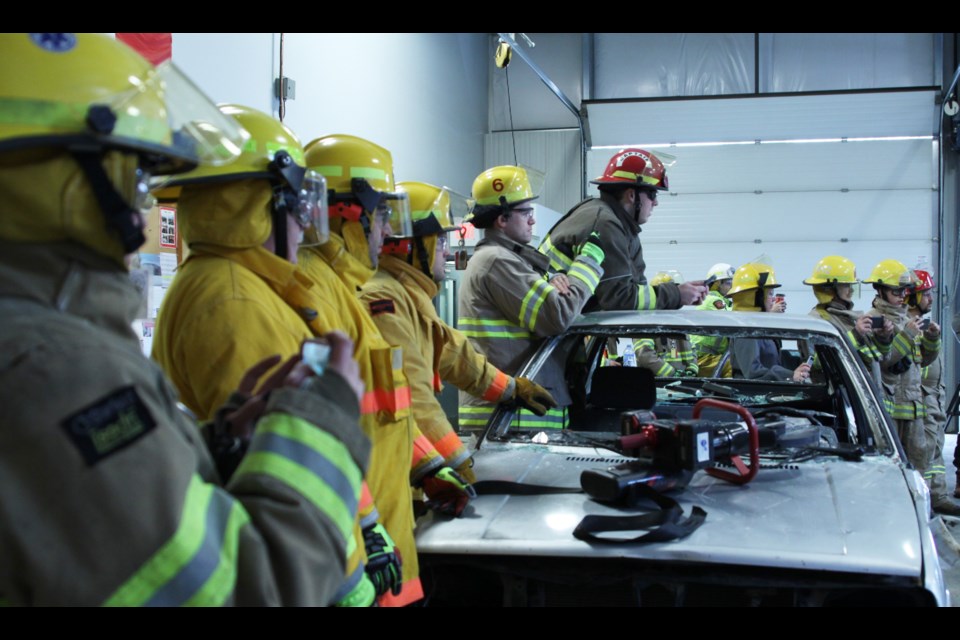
[274,76,296,100]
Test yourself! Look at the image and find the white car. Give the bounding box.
[416,310,949,607]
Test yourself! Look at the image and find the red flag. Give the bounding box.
[116,33,172,66]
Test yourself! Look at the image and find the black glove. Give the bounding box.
[362,522,402,597]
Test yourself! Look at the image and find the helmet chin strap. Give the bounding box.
[71,149,146,254]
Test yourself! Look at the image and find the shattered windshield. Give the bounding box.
[481,321,894,460]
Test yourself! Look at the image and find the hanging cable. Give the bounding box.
[278,33,286,122]
[505,63,517,166]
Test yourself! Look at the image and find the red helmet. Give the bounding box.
[913,269,935,292]
[591,148,669,191]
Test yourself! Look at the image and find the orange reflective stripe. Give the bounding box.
[360,384,413,415]
[377,577,424,607]
[482,370,511,402]
[359,482,374,513]
[433,430,465,460]
[433,372,442,393]
[411,434,435,469]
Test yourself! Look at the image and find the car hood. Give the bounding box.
[415,441,925,578]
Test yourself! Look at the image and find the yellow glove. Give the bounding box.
[512,377,557,416]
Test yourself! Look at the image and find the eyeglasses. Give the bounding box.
[436,235,449,252]
[511,206,535,219]
[639,189,657,202]
[887,287,908,297]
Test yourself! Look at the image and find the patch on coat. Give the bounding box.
[714,300,726,310]
[369,299,396,316]
[61,386,157,466]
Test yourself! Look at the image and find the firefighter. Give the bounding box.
[298,134,434,606]
[905,270,960,515]
[801,255,892,389]
[633,271,699,377]
[691,262,735,377]
[150,105,380,606]
[728,262,811,382]
[539,148,706,312]
[458,165,600,430]
[0,33,369,606]
[863,259,940,476]
[358,181,554,515]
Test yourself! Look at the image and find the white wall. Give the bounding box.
[169,33,488,196]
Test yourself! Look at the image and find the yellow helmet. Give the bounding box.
[862,259,914,288]
[383,182,466,276]
[0,33,246,263]
[465,165,542,229]
[728,263,781,296]
[650,270,683,287]
[161,105,329,252]
[304,133,412,238]
[803,255,858,286]
[395,182,463,236]
[0,33,246,174]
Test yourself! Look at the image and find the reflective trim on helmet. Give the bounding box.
[265,141,305,165]
[351,166,387,181]
[0,98,170,143]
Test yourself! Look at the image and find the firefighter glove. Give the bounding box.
[575,231,605,265]
[513,377,558,416]
[362,522,403,597]
[422,466,477,517]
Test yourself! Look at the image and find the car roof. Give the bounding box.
[571,309,844,337]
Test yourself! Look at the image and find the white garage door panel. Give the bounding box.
[644,190,934,243]
[641,239,933,315]
[586,90,937,147]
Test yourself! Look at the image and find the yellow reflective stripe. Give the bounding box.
[633,338,654,352]
[235,414,363,543]
[519,277,553,331]
[636,284,657,310]
[656,362,676,377]
[105,475,249,606]
[611,170,639,181]
[0,98,169,144]
[459,317,533,339]
[351,167,386,181]
[892,333,914,358]
[264,141,305,164]
[539,238,574,272]
[568,259,601,292]
[312,164,343,177]
[922,336,941,352]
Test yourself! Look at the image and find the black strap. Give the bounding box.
[573,483,706,544]
[472,478,706,544]
[72,149,146,254]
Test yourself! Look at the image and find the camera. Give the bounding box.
[870,316,885,329]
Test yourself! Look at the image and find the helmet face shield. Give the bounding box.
[128,62,249,170]
[380,190,412,238]
[295,170,329,246]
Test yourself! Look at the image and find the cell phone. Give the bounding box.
[805,355,814,367]
[919,318,931,330]
[870,316,884,329]
[302,341,331,376]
